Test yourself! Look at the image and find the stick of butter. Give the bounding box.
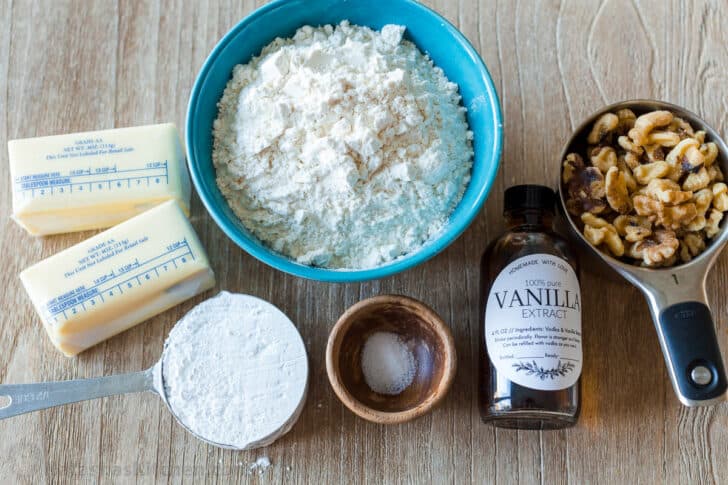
[20,200,215,356]
[8,123,191,235]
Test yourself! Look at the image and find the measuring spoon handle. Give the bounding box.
[0,369,154,420]
[657,301,727,405]
[634,265,728,406]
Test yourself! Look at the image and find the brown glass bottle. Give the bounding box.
[479,185,581,429]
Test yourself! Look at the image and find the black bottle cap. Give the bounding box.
[503,185,556,213]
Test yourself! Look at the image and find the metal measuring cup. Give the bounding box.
[557,99,728,406]
[0,344,305,450]
[1,355,243,449]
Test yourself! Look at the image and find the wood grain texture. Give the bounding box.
[1,0,727,483]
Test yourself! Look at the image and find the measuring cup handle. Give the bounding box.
[658,301,728,405]
[0,370,153,420]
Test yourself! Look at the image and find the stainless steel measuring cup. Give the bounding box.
[558,99,728,406]
[0,360,239,449]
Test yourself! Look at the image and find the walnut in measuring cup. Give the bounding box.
[562,109,726,267]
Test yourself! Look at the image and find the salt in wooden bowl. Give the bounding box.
[326,295,456,424]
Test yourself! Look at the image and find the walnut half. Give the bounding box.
[605,166,632,214]
[628,229,679,267]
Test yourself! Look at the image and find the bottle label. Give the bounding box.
[484,253,582,391]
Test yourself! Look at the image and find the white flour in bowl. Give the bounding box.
[213,21,473,269]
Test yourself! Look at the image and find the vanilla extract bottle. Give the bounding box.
[479,185,581,429]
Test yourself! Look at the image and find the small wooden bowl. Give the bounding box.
[326,295,457,424]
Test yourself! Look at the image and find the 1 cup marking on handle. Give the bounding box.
[672,274,679,285]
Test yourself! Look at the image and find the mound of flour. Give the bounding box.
[162,292,308,449]
[213,21,473,269]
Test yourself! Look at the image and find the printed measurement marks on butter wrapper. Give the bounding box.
[43,238,195,325]
[14,161,170,198]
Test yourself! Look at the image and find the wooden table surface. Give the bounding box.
[1,0,728,483]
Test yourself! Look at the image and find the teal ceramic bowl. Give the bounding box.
[186,0,503,282]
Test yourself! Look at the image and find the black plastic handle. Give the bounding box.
[659,302,728,403]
